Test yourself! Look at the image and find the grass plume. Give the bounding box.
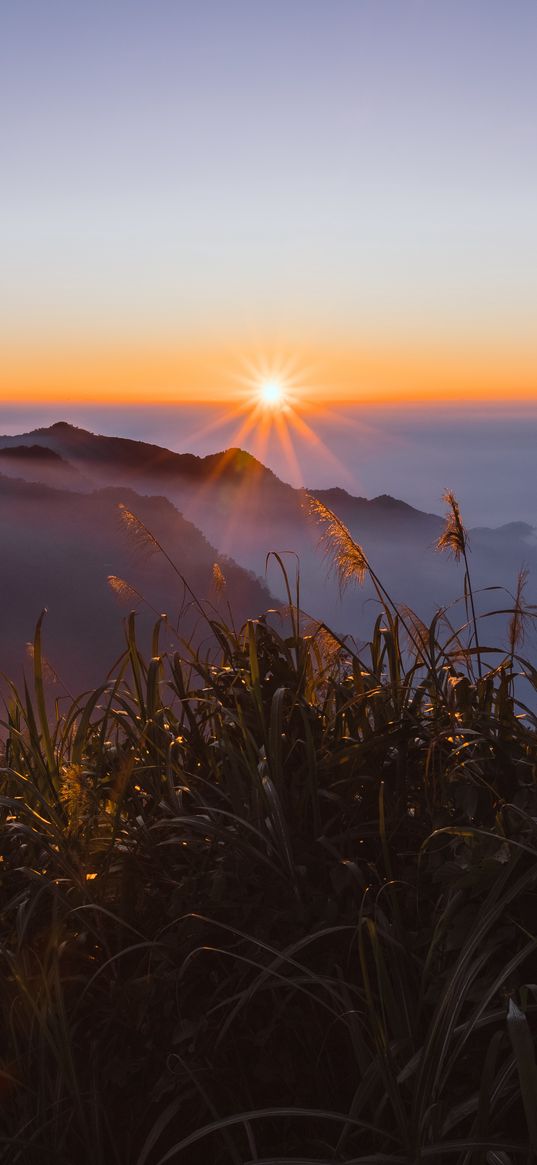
[437,489,482,678]
[509,565,529,658]
[1,513,537,1163]
[212,562,226,595]
[108,573,144,607]
[306,493,369,589]
[436,489,468,561]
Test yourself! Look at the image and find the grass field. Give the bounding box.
[2,495,537,1164]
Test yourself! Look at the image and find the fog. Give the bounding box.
[2,403,535,528]
[0,474,272,690]
[0,413,536,694]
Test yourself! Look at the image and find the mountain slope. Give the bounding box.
[0,473,272,689]
[0,443,88,489]
[0,422,443,549]
[1,422,535,639]
[0,421,285,491]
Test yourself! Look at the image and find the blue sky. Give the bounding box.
[2,0,536,402]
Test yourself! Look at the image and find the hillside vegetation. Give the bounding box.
[2,422,536,641]
[0,475,271,688]
[1,494,537,1164]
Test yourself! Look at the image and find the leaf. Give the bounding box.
[507,996,537,1152]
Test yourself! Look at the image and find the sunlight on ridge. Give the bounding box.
[169,354,367,551]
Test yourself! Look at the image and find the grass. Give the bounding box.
[1,494,537,1163]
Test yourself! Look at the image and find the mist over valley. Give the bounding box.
[1,418,535,689]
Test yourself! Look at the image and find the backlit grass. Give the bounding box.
[1,497,537,1164]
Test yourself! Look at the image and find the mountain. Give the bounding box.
[0,421,284,492]
[310,486,443,542]
[0,422,443,552]
[0,472,272,690]
[1,422,535,645]
[0,444,65,464]
[0,443,88,490]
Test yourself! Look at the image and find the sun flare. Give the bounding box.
[180,354,350,514]
[258,379,286,407]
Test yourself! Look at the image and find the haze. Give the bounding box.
[2,403,536,529]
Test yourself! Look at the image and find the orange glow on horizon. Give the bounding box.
[132,353,357,520]
[1,336,536,407]
[2,338,535,524]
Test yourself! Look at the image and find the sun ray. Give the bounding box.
[217,355,367,492]
[273,410,303,486]
[164,354,379,543]
[281,406,355,485]
[174,400,252,448]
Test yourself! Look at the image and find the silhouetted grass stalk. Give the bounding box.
[1,502,537,1163]
[436,490,482,678]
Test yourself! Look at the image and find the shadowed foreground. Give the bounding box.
[2,509,537,1164]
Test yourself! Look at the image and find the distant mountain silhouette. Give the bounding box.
[310,486,442,538]
[0,442,87,489]
[0,444,66,463]
[0,422,440,543]
[0,470,272,689]
[1,422,535,647]
[0,421,284,490]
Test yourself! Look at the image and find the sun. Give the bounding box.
[199,353,348,496]
[258,379,286,408]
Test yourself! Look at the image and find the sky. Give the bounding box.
[2,0,537,406]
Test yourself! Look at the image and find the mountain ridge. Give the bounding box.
[0,466,273,688]
[0,421,284,490]
[0,420,445,523]
[1,421,534,648]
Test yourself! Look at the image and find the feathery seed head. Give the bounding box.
[397,605,429,663]
[107,575,143,607]
[212,562,226,595]
[60,764,92,834]
[509,567,529,654]
[305,493,369,592]
[118,503,160,556]
[436,490,468,561]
